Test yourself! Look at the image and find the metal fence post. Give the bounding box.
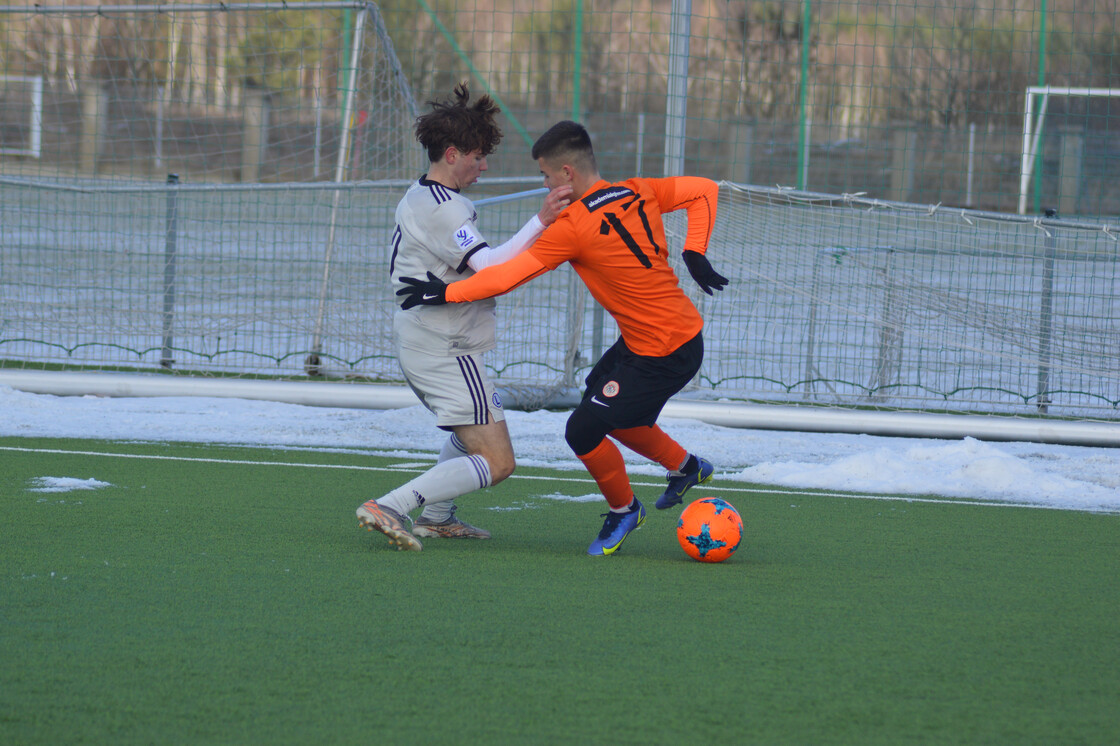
[161,173,180,369]
[1036,208,1057,412]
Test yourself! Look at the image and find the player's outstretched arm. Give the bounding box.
[398,251,551,310]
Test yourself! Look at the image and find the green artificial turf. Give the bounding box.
[1,437,1117,744]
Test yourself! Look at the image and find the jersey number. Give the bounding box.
[599,199,661,268]
[389,225,402,275]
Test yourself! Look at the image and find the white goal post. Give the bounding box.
[0,75,43,158]
[1018,85,1120,215]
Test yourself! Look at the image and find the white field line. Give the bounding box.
[0,444,1069,512]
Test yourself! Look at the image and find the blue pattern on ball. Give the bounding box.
[700,497,736,515]
[686,523,728,558]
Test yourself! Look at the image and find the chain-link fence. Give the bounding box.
[4,1,1120,216]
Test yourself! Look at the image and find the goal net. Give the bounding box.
[0,178,583,410]
[4,178,1120,420]
[702,184,1120,419]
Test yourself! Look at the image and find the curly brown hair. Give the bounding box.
[414,82,503,163]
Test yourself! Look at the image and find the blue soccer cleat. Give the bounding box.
[655,456,715,510]
[587,499,646,556]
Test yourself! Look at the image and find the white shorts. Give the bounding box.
[397,347,505,429]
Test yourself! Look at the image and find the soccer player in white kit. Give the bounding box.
[357,83,570,551]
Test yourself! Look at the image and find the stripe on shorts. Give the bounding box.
[456,354,488,425]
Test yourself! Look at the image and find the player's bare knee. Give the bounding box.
[486,446,515,482]
[490,457,515,485]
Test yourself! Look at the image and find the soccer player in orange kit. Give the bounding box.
[397,120,729,556]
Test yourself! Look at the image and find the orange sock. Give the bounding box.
[576,438,634,509]
[611,425,687,472]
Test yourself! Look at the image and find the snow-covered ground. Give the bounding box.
[3,384,1117,513]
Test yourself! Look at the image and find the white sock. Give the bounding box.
[668,454,693,476]
[420,434,473,522]
[418,501,455,524]
[609,497,636,514]
[438,432,469,463]
[378,454,492,518]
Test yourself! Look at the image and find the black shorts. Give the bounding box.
[577,332,703,430]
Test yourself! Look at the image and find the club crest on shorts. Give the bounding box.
[602,380,620,398]
[492,391,503,409]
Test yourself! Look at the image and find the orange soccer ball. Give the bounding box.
[676,497,743,563]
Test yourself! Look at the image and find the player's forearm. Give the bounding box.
[467,215,544,271]
[676,177,719,254]
[446,251,549,303]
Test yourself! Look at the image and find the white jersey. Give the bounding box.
[391,176,498,356]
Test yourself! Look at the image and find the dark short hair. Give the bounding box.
[415,82,502,163]
[531,120,596,172]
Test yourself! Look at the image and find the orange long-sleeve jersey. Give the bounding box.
[445,175,718,357]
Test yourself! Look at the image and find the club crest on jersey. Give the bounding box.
[602,380,620,398]
[454,223,482,249]
[492,391,503,409]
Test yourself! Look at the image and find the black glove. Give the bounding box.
[682,250,728,295]
[396,271,449,310]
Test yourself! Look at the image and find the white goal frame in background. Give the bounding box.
[1018,85,1120,214]
[0,75,43,158]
